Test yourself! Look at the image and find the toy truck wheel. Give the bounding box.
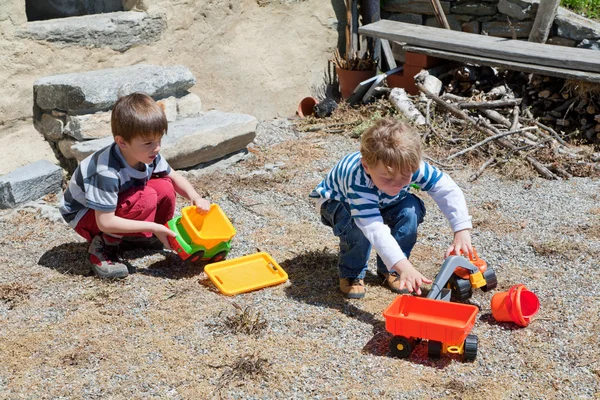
[210,251,228,263]
[463,334,478,361]
[482,266,498,292]
[428,340,443,359]
[389,336,414,358]
[187,251,205,264]
[448,274,473,301]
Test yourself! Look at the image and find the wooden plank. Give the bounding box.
[529,0,560,43]
[402,45,600,83]
[359,20,600,73]
[381,39,397,69]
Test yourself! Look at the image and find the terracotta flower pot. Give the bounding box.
[336,67,376,99]
[297,96,318,117]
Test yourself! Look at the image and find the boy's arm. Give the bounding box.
[355,218,432,294]
[425,173,474,256]
[95,210,176,248]
[167,170,210,212]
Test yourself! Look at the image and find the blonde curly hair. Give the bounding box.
[360,118,422,174]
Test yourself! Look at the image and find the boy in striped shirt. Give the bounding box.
[59,93,210,279]
[310,118,473,298]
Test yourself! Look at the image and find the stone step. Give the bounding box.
[69,111,258,170]
[0,160,63,209]
[34,64,195,114]
[17,11,165,52]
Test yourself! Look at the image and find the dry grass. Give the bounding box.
[208,302,268,337]
[211,352,272,392]
[0,282,32,309]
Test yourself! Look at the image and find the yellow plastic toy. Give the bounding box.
[204,252,288,295]
[165,204,236,263]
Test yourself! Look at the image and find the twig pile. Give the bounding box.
[413,68,600,181]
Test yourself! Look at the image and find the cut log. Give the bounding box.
[389,88,426,125]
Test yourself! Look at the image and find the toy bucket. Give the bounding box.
[491,284,540,327]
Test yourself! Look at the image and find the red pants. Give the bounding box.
[74,177,176,242]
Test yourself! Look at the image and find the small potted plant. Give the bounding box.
[332,49,376,100]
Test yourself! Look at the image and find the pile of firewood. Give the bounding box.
[390,66,600,181]
[440,65,600,145]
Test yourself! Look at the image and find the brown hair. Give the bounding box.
[360,118,422,174]
[111,92,168,142]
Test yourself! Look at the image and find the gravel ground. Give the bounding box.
[0,119,599,399]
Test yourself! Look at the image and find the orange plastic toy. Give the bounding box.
[383,255,486,361]
[491,284,540,327]
[447,247,497,301]
[383,295,479,361]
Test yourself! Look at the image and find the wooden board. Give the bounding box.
[402,45,600,83]
[359,20,600,73]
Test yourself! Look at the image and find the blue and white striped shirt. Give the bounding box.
[310,151,471,270]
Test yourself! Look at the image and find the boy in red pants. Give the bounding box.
[59,92,210,278]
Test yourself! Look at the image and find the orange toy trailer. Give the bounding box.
[383,295,478,360]
[383,256,486,361]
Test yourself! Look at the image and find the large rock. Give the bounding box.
[497,0,534,20]
[34,64,195,114]
[0,160,63,209]
[17,11,165,52]
[482,20,533,38]
[555,7,600,41]
[383,0,450,15]
[451,2,497,16]
[70,111,258,170]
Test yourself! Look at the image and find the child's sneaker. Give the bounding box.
[339,278,366,299]
[88,235,129,278]
[378,271,410,294]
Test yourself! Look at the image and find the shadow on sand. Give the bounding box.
[38,242,208,280]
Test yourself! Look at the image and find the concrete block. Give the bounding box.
[177,93,203,118]
[157,96,178,122]
[70,111,258,170]
[0,160,63,209]
[34,64,196,114]
[16,11,165,52]
[34,113,64,141]
[64,112,112,140]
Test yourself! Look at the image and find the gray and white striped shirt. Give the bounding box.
[59,143,171,227]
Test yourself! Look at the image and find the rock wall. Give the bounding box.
[383,0,600,62]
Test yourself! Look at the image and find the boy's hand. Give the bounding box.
[191,196,210,214]
[445,229,473,258]
[154,223,177,250]
[391,259,432,295]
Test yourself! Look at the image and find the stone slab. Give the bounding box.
[16,11,165,52]
[556,7,600,42]
[0,160,63,209]
[34,64,196,114]
[70,111,258,170]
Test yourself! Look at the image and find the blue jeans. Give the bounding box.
[320,194,426,279]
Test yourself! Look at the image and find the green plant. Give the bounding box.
[561,0,600,19]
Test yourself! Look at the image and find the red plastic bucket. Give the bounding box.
[491,284,540,327]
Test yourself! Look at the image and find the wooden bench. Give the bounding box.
[359,20,600,84]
